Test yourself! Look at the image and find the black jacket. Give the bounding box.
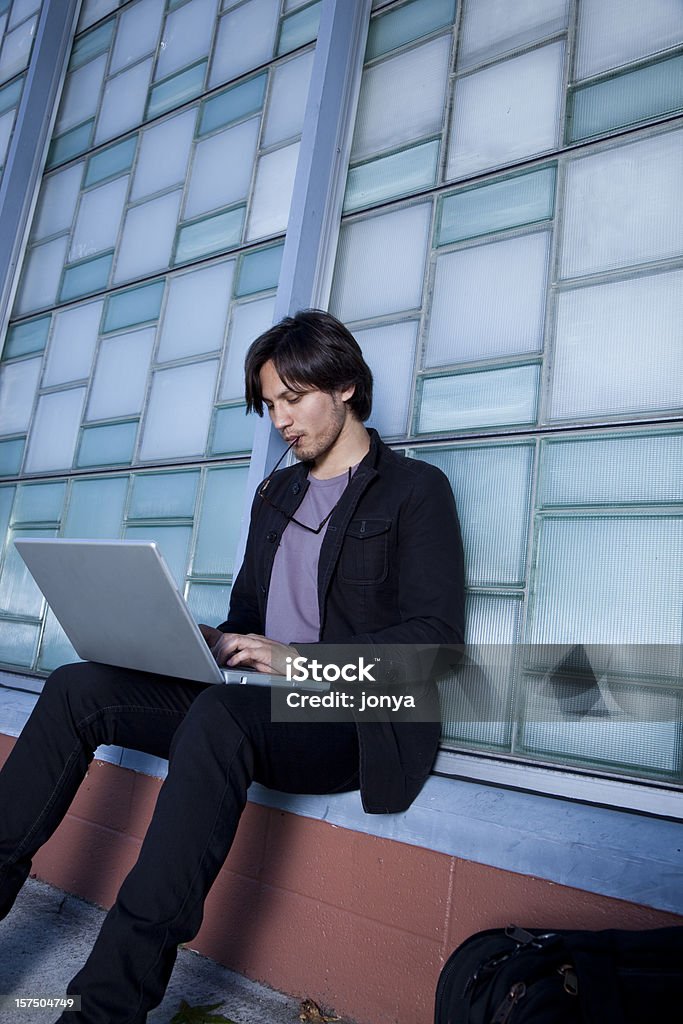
[219,429,465,812]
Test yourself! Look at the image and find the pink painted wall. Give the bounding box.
[2,735,680,1024]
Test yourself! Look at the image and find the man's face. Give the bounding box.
[259,359,352,464]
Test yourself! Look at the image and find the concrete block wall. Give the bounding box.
[1,734,681,1024]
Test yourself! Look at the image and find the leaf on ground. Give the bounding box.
[169,998,239,1024]
[298,997,341,1022]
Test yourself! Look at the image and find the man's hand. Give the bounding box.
[198,624,296,676]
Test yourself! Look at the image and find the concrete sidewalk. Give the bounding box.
[0,878,308,1024]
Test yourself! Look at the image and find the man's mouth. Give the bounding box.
[284,434,301,445]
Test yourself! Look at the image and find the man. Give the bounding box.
[0,310,464,1023]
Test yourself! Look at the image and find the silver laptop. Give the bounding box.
[14,538,280,687]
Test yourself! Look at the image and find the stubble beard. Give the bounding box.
[293,397,347,465]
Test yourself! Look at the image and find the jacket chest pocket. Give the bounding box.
[340,518,391,585]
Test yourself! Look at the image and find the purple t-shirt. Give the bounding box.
[265,468,352,643]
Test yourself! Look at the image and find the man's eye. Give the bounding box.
[286,395,301,404]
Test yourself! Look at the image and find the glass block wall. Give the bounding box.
[0,0,320,675]
[0,0,681,790]
[0,0,43,180]
[327,0,683,784]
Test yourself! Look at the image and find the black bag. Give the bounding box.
[435,924,683,1024]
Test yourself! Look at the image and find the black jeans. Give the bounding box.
[0,663,359,1023]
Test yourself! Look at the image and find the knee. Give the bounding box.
[170,684,255,752]
[40,662,111,724]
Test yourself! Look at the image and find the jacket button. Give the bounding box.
[267,531,278,543]
[292,482,301,495]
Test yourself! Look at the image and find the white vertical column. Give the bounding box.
[0,0,81,342]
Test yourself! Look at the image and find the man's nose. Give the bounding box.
[271,405,292,430]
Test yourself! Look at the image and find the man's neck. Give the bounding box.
[310,419,370,479]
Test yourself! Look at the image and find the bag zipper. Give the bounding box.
[491,982,527,1023]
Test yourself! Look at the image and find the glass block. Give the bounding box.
[329,203,431,323]
[0,527,57,614]
[64,476,128,537]
[46,121,94,169]
[15,237,69,315]
[0,438,23,475]
[220,295,276,401]
[575,0,683,80]
[23,388,87,472]
[283,0,310,9]
[130,470,199,519]
[8,1,40,30]
[0,106,13,166]
[277,0,320,55]
[130,108,195,201]
[124,524,192,587]
[114,190,182,283]
[262,49,314,146]
[3,315,50,359]
[529,517,683,644]
[155,0,216,81]
[184,117,260,219]
[440,592,521,749]
[466,592,522,645]
[110,0,164,74]
[246,141,300,240]
[94,58,153,145]
[174,206,245,264]
[425,232,550,367]
[344,139,439,213]
[85,136,137,188]
[193,466,248,575]
[236,242,282,296]
[0,484,13,538]
[32,163,83,241]
[568,53,683,144]
[550,269,683,421]
[186,582,232,624]
[446,42,565,181]
[77,0,119,33]
[56,54,107,135]
[199,72,266,136]
[0,15,37,83]
[209,0,279,87]
[437,166,556,247]
[0,76,21,115]
[354,320,418,438]
[146,60,206,119]
[210,405,256,454]
[458,0,568,70]
[68,175,129,262]
[76,421,138,467]
[417,365,540,433]
[539,432,683,508]
[38,609,80,673]
[366,0,455,61]
[59,251,113,303]
[70,18,115,70]
[0,357,41,434]
[139,360,219,460]
[0,620,39,667]
[351,34,450,163]
[86,327,155,419]
[519,698,682,779]
[103,279,164,332]
[157,261,234,362]
[13,482,66,523]
[416,443,533,585]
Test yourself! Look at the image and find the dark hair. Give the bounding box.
[244,309,373,421]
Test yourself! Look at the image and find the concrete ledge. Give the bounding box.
[2,684,682,916]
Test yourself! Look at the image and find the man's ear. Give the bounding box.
[340,383,356,404]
